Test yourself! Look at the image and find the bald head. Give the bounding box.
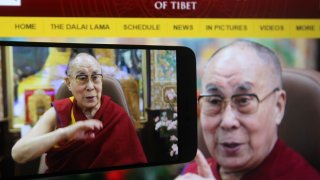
[66,53,101,76]
[206,40,283,88]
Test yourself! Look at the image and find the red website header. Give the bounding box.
[0,0,319,18]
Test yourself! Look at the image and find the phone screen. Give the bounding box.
[0,41,197,179]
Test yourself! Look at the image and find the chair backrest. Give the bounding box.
[198,68,320,171]
[55,75,132,122]
[279,68,320,170]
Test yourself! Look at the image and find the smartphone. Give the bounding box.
[0,41,197,179]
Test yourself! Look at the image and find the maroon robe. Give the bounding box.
[183,140,320,179]
[46,95,147,173]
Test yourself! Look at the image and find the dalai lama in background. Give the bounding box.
[11,53,147,173]
[177,40,319,180]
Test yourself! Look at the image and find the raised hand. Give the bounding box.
[175,149,216,180]
[62,119,103,141]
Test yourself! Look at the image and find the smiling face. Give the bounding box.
[200,45,286,173]
[65,53,102,113]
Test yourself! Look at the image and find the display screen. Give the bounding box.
[0,41,197,179]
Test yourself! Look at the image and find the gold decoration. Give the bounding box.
[27,89,52,125]
[120,78,143,129]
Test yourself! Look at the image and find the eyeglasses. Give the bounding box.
[198,88,280,115]
[68,74,103,85]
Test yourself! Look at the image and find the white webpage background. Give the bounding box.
[0,0,21,6]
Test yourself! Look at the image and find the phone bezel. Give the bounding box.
[0,41,197,179]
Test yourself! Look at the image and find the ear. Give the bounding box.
[275,90,286,125]
[64,77,72,91]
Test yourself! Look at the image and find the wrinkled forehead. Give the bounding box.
[69,54,101,74]
[202,47,272,93]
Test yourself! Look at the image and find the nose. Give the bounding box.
[86,79,94,91]
[220,103,240,130]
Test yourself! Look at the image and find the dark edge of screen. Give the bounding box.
[0,41,198,179]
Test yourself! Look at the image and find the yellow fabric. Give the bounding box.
[53,96,75,149]
[69,96,76,125]
[44,48,71,68]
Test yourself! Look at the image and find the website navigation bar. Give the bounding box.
[1,18,319,37]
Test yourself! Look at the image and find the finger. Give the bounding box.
[78,120,103,130]
[85,132,95,139]
[73,129,96,140]
[195,149,214,179]
[84,119,103,130]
